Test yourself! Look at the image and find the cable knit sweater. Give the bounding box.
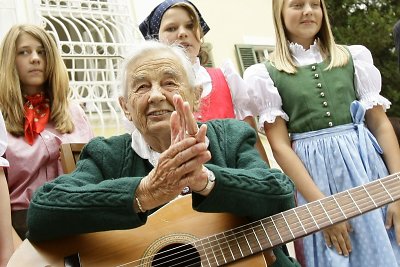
[27,119,298,266]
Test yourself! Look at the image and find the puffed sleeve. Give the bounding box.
[348,45,391,110]
[220,60,253,120]
[243,63,289,131]
[0,112,9,167]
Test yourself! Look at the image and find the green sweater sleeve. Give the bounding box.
[27,135,147,241]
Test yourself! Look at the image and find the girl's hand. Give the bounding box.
[322,221,353,256]
[386,200,400,244]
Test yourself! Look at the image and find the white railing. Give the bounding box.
[35,0,142,136]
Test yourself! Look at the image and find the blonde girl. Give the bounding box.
[244,0,400,266]
[0,24,94,239]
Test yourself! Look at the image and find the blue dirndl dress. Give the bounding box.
[292,101,400,267]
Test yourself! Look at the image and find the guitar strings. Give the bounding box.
[113,174,400,267]
[115,173,400,267]
[138,186,400,266]
[116,175,400,266]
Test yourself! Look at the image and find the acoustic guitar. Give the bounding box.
[7,172,400,267]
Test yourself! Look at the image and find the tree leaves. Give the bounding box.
[326,0,400,116]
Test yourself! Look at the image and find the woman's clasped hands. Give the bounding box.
[170,94,211,193]
[137,94,212,211]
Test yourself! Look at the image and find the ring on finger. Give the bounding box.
[185,130,197,137]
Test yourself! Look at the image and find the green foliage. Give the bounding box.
[325,0,400,116]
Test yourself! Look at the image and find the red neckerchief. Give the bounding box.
[24,92,50,145]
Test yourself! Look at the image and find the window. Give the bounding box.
[38,0,139,136]
[235,44,274,75]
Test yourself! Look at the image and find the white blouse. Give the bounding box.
[130,128,160,167]
[193,58,254,120]
[243,42,391,128]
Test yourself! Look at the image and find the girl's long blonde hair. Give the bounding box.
[0,24,74,136]
[270,0,349,74]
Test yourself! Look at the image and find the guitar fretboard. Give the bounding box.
[194,173,400,267]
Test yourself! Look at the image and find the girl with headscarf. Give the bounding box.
[139,0,270,164]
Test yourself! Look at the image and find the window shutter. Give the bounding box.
[235,44,257,76]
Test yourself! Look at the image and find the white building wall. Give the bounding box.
[131,0,275,73]
[0,0,42,36]
[191,0,275,72]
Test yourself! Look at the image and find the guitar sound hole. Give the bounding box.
[152,243,200,267]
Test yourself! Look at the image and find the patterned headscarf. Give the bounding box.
[139,0,210,40]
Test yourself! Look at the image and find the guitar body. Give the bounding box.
[8,195,267,267]
[10,173,400,266]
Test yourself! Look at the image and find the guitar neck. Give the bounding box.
[194,173,400,266]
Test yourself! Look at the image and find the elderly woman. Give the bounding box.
[27,41,299,266]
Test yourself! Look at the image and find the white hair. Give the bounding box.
[119,40,197,98]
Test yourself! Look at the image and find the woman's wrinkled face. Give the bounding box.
[158,7,201,63]
[282,0,323,48]
[15,32,47,95]
[120,50,195,137]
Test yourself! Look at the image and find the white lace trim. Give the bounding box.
[359,93,391,111]
[289,41,323,65]
[258,109,289,131]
